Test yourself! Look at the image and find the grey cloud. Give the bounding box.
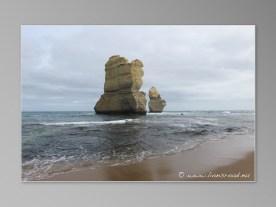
[21,25,255,111]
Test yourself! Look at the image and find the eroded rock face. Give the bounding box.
[148,86,166,113]
[94,55,147,114]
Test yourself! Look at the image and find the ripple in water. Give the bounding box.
[22,111,255,180]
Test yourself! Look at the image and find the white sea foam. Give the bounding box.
[22,141,206,181]
[192,118,219,126]
[147,112,185,116]
[22,156,70,180]
[41,119,138,126]
[22,154,98,181]
[164,141,200,155]
[170,123,187,128]
[136,151,152,162]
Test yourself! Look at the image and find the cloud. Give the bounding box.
[21,25,255,111]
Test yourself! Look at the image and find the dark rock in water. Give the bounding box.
[148,86,166,113]
[94,55,147,114]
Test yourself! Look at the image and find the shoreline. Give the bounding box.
[39,134,255,182]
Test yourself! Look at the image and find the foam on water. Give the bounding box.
[147,112,185,116]
[41,119,138,126]
[22,110,255,180]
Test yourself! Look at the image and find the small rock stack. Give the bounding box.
[94,55,147,114]
[148,86,166,112]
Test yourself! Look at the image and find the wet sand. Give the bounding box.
[43,135,255,181]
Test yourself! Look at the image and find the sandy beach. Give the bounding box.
[43,135,255,182]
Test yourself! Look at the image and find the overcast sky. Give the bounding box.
[21,25,255,111]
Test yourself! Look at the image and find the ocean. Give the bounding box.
[22,111,255,180]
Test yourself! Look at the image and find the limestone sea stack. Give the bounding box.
[94,55,147,114]
[148,86,166,113]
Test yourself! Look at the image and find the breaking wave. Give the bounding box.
[22,110,255,181]
[40,119,139,126]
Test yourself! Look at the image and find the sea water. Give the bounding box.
[22,111,255,180]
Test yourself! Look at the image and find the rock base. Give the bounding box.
[149,98,166,113]
[94,91,147,114]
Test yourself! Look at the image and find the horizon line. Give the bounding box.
[22,109,255,112]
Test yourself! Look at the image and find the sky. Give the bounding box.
[21,25,255,111]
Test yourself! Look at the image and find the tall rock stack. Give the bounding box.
[148,86,166,113]
[94,55,147,114]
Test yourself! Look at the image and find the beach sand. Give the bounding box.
[43,135,255,182]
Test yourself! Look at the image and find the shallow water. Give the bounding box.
[22,110,255,180]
